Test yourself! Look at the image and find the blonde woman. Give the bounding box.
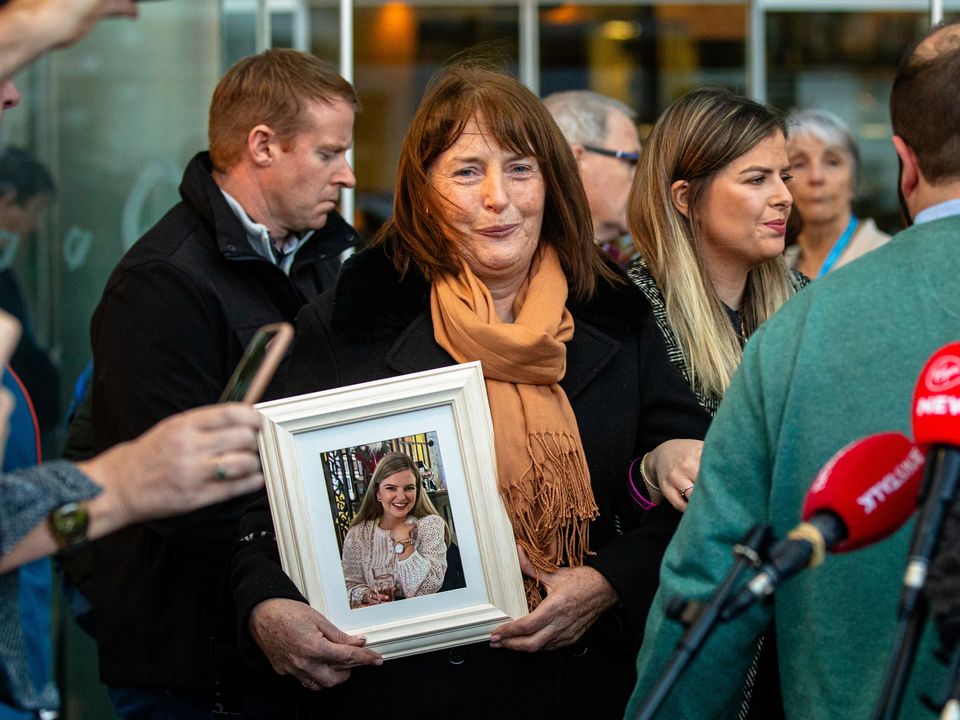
[341,452,450,607]
[627,88,806,513]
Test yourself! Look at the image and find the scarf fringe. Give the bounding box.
[501,431,599,609]
[429,248,600,613]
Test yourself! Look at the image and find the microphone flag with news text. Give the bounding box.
[897,341,960,613]
[869,341,960,720]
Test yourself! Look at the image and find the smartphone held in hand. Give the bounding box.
[219,322,293,404]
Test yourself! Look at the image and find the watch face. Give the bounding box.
[395,542,404,554]
[49,502,90,549]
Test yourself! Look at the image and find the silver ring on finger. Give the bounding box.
[680,485,694,501]
[301,678,320,691]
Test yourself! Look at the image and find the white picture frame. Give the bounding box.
[255,361,528,661]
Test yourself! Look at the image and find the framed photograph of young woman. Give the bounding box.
[255,361,528,661]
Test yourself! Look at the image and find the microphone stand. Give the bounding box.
[922,643,960,720]
[870,447,960,720]
[631,525,772,720]
[939,644,960,720]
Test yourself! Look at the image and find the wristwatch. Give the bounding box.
[394,538,414,554]
[48,502,90,550]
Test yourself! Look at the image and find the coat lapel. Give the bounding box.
[561,316,622,399]
[384,311,455,375]
[336,246,633,395]
[382,305,622,399]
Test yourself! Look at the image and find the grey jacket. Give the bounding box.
[0,461,98,710]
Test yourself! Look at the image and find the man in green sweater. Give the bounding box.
[628,21,960,720]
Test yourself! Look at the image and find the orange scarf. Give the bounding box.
[430,245,598,608]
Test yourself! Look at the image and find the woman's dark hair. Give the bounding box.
[374,63,617,301]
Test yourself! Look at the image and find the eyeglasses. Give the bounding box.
[583,145,640,165]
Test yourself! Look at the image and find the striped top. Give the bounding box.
[626,255,808,416]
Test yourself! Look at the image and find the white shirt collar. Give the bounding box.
[219,189,313,275]
[913,198,960,226]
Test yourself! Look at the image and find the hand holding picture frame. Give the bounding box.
[255,362,527,661]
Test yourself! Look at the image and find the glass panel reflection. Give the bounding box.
[540,4,747,135]
[766,11,927,233]
[310,2,519,241]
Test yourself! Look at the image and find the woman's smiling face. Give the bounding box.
[429,116,545,287]
[692,131,793,274]
[376,469,418,522]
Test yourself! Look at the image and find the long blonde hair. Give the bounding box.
[628,88,794,401]
[351,452,451,544]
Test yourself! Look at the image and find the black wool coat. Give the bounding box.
[230,245,711,718]
[76,152,356,690]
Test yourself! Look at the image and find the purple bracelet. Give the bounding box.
[627,455,658,511]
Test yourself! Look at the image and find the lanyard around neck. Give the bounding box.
[816,216,858,279]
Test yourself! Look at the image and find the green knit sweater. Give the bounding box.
[628,214,960,719]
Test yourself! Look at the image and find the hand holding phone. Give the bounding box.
[219,323,294,404]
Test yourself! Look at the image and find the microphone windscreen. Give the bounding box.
[802,432,924,552]
[914,342,960,449]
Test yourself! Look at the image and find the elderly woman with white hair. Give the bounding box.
[785,108,890,278]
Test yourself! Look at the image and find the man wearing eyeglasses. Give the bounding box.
[544,90,641,264]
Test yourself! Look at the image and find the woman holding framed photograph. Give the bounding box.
[229,62,711,718]
[341,452,449,606]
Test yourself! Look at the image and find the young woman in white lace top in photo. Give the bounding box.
[341,452,451,607]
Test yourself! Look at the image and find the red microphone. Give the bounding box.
[723,432,924,620]
[913,342,960,448]
[910,345,960,720]
[867,343,960,720]
[893,342,960,613]
[804,432,925,552]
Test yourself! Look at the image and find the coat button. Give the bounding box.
[447,649,465,665]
